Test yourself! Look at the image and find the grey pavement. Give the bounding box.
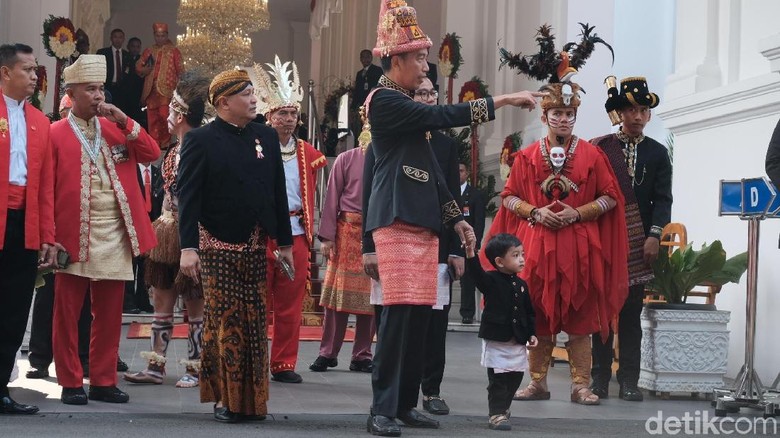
[3,322,777,437]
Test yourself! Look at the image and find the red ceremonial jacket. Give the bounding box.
[295,139,326,246]
[51,116,160,262]
[0,94,55,250]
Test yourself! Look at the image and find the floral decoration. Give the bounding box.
[458,76,489,103]
[500,131,524,180]
[438,33,463,79]
[41,15,77,60]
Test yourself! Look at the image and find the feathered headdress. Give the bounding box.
[251,55,304,116]
[499,23,614,84]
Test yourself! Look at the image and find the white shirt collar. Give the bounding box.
[3,93,25,109]
[460,182,468,195]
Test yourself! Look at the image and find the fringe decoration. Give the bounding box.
[148,211,180,264]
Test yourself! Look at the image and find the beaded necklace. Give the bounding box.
[616,130,646,186]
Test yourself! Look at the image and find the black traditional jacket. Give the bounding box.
[362,76,495,253]
[177,117,293,249]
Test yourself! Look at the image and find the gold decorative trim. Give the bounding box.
[78,146,92,261]
[310,154,326,169]
[126,119,141,141]
[378,75,413,97]
[297,139,314,246]
[402,165,429,182]
[100,138,141,256]
[469,98,489,125]
[441,200,461,224]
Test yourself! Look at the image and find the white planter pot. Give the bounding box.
[639,306,731,394]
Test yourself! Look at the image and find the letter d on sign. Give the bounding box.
[751,187,759,207]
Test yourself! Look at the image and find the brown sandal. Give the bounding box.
[513,380,551,401]
[571,386,600,405]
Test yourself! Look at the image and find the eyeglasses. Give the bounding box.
[414,90,438,99]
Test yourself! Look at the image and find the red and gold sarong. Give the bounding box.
[320,212,372,314]
[372,220,438,306]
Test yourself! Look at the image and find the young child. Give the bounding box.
[465,233,537,431]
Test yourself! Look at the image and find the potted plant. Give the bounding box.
[639,241,748,398]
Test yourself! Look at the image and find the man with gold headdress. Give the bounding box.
[136,22,184,149]
[589,76,672,402]
[50,54,160,406]
[484,31,628,406]
[251,56,326,384]
[362,1,544,435]
[177,68,293,423]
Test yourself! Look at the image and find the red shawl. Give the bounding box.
[481,138,628,339]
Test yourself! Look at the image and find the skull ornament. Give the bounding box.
[550,146,566,170]
[561,83,574,106]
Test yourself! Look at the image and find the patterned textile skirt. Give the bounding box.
[198,227,269,416]
[144,210,203,299]
[372,220,438,306]
[625,203,654,286]
[319,212,372,315]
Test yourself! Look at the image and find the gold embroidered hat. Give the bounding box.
[605,76,659,112]
[208,69,252,106]
[249,55,304,116]
[63,54,106,85]
[372,0,432,58]
[153,22,169,33]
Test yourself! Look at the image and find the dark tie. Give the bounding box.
[115,49,122,83]
[144,168,152,213]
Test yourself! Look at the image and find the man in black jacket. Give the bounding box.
[458,163,487,324]
[411,77,463,417]
[590,76,672,402]
[177,69,293,423]
[97,29,131,113]
[766,118,780,189]
[353,49,383,112]
[362,2,543,435]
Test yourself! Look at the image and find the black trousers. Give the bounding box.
[592,283,645,385]
[459,265,477,319]
[421,304,449,397]
[0,210,39,396]
[28,273,91,369]
[487,368,524,416]
[124,256,152,312]
[372,304,432,418]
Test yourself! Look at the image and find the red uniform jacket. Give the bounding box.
[295,139,326,246]
[0,95,55,250]
[51,116,160,262]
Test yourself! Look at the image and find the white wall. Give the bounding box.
[1,0,71,115]
[659,0,780,381]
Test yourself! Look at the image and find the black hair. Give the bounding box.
[485,233,522,269]
[380,56,392,72]
[360,49,372,57]
[128,37,141,45]
[175,70,210,127]
[0,43,33,69]
[110,28,124,37]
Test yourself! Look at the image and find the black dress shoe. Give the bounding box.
[88,385,129,403]
[0,396,39,414]
[590,379,609,399]
[619,383,644,401]
[271,370,302,383]
[26,367,50,379]
[213,405,240,423]
[461,317,473,324]
[61,387,88,405]
[123,308,141,314]
[309,356,338,372]
[349,359,373,373]
[367,414,401,437]
[116,358,129,372]
[422,395,450,415]
[396,408,439,428]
